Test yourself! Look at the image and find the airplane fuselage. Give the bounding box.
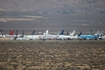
[57,35,78,40]
[79,35,98,40]
[26,35,43,40]
[0,35,5,38]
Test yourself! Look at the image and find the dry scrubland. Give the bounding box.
[0,40,105,70]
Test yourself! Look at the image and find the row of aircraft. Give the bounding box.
[0,30,105,40]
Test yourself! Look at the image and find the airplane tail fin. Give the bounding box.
[89,30,92,35]
[70,30,75,36]
[66,31,69,35]
[13,30,18,40]
[2,30,4,35]
[0,30,4,37]
[45,30,49,36]
[9,30,14,35]
[0,30,4,35]
[99,30,104,36]
[78,32,82,36]
[59,30,64,35]
[0,30,2,34]
[94,30,100,36]
[31,30,35,35]
[9,30,11,34]
[16,30,18,36]
[22,30,24,37]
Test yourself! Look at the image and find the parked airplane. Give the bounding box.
[1,29,104,41]
[15,30,35,40]
[70,30,75,36]
[44,30,64,40]
[25,30,44,40]
[9,30,19,40]
[102,35,105,40]
[94,30,100,36]
[99,30,104,36]
[100,31,105,40]
[98,31,103,40]
[57,30,78,40]
[5,30,15,38]
[79,31,98,40]
[5,30,24,40]
[67,30,79,40]
[15,30,27,40]
[59,30,64,35]
[31,30,35,35]
[66,31,69,35]
[0,30,5,38]
[94,30,104,40]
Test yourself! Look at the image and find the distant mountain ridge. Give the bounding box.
[0,0,105,12]
[0,8,6,11]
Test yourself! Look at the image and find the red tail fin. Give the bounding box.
[9,30,14,35]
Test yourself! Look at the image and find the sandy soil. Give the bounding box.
[0,38,10,40]
[0,40,105,70]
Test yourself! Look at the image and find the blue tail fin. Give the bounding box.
[78,32,82,36]
[60,30,64,35]
[0,30,4,36]
[0,30,3,34]
[31,30,35,35]
[0,30,2,34]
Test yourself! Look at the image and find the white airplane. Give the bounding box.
[44,30,64,40]
[99,30,105,40]
[11,30,35,40]
[68,30,79,40]
[57,30,78,40]
[0,34,5,38]
[14,30,43,40]
[94,30,100,36]
[70,30,75,36]
[5,30,25,40]
[67,35,79,40]
[25,30,44,40]
[99,30,104,36]
[94,30,104,40]
[15,30,27,40]
[26,35,43,40]
[102,35,105,40]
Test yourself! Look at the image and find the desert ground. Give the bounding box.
[0,40,105,70]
